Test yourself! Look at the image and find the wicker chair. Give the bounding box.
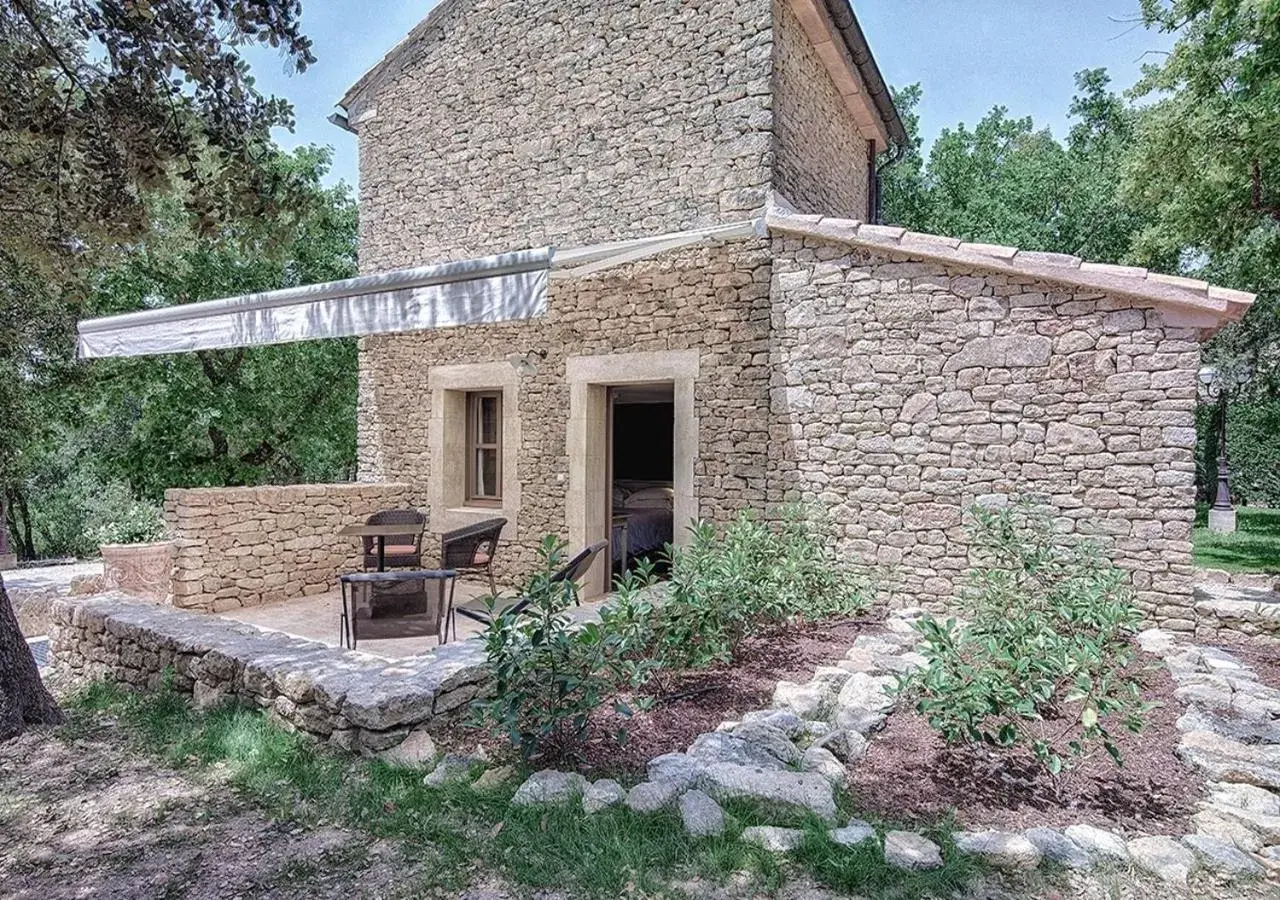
[440,517,507,596]
[455,539,608,626]
[362,509,427,570]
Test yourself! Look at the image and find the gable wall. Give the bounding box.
[768,236,1202,628]
[353,0,775,272]
[771,0,871,220]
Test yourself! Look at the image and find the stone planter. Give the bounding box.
[100,541,174,603]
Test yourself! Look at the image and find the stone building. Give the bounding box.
[78,0,1254,626]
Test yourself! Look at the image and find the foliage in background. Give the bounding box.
[0,0,317,558]
[881,70,1150,266]
[472,536,655,761]
[906,502,1152,791]
[83,485,166,547]
[6,147,358,558]
[1126,0,1280,487]
[606,507,870,678]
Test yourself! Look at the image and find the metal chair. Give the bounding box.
[440,517,507,596]
[362,509,427,570]
[455,539,608,626]
[338,568,457,650]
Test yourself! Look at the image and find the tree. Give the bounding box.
[882,70,1151,266]
[0,0,314,739]
[1126,0,1280,496]
[84,147,359,499]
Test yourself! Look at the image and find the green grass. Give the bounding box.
[1193,506,1280,574]
[64,679,983,898]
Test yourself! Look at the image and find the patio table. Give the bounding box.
[339,568,458,650]
[337,522,425,571]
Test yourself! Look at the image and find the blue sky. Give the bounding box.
[241,1,1177,191]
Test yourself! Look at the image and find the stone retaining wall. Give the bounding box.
[50,593,485,753]
[164,482,419,613]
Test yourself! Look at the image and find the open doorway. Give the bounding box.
[609,383,675,577]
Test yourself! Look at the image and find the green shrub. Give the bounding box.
[905,501,1152,788]
[471,535,654,760]
[85,481,167,546]
[606,506,870,673]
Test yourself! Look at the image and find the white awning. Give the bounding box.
[76,219,761,359]
[77,248,552,359]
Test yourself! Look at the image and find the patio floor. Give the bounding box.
[220,581,610,659]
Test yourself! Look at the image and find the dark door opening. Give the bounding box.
[608,383,675,576]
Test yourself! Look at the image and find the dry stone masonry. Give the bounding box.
[165,482,417,612]
[768,233,1203,623]
[49,593,483,754]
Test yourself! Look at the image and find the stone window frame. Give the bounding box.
[427,362,520,535]
[565,349,700,598]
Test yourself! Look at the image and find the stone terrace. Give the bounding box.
[50,593,487,754]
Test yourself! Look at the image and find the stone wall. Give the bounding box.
[768,236,1202,627]
[357,242,775,580]
[351,0,774,270]
[50,593,485,753]
[165,482,418,612]
[772,0,870,221]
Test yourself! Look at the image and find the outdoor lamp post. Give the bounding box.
[1197,365,1241,534]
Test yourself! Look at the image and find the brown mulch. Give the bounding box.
[572,617,872,775]
[437,617,873,776]
[846,656,1204,833]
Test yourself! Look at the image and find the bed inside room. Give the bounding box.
[610,384,675,574]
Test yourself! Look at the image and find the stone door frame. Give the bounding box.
[565,350,699,598]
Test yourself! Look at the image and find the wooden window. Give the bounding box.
[466,391,502,504]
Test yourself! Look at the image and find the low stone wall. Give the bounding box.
[50,593,486,753]
[165,482,419,612]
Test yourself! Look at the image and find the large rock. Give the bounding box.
[731,722,802,764]
[741,825,805,853]
[1180,730,1280,790]
[772,680,836,720]
[1208,781,1280,816]
[1182,834,1265,878]
[832,706,887,735]
[679,789,725,837]
[1127,836,1197,886]
[423,753,476,787]
[698,763,838,822]
[814,729,868,763]
[953,830,1042,870]
[647,753,704,790]
[1191,809,1265,852]
[829,818,876,848]
[883,831,942,870]
[626,780,683,814]
[582,779,626,813]
[835,673,896,714]
[1023,827,1091,869]
[688,732,788,770]
[1201,801,1280,842]
[800,746,847,787]
[1064,824,1129,862]
[511,770,589,806]
[377,728,437,767]
[739,709,805,737]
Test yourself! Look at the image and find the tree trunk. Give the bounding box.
[0,576,63,741]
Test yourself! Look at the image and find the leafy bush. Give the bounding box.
[606,506,870,673]
[85,482,167,546]
[471,536,653,760]
[905,501,1152,786]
